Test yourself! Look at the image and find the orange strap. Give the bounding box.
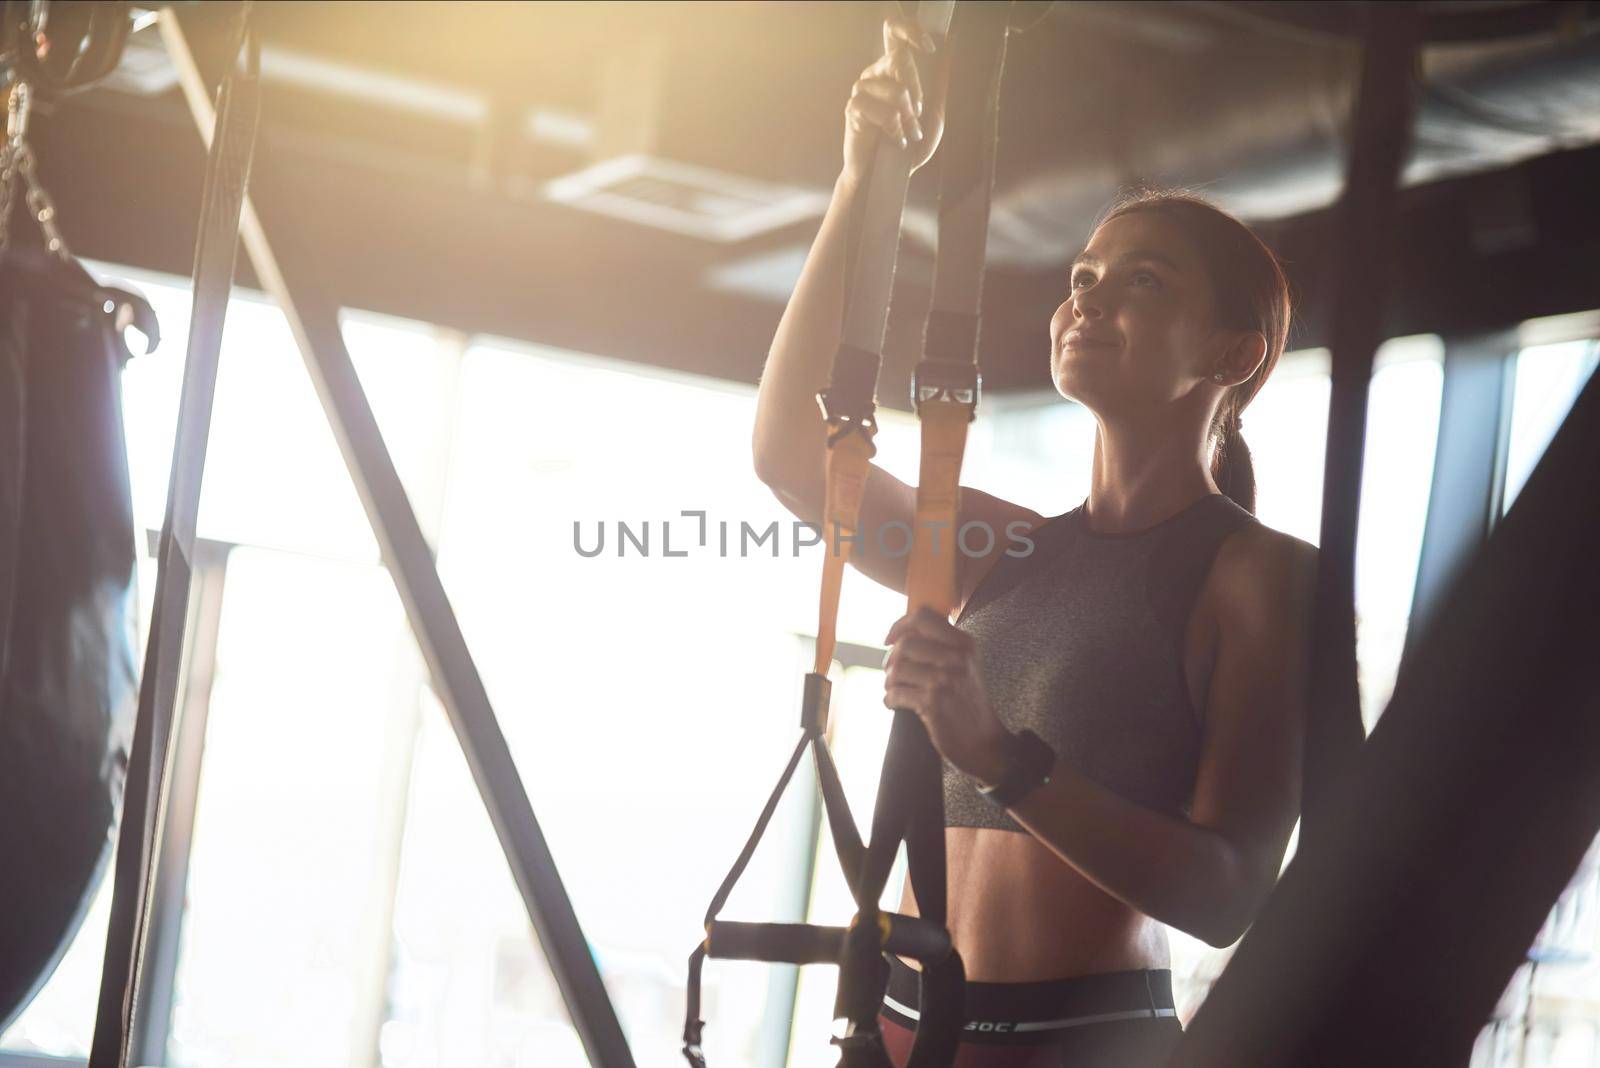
[814,431,875,677]
[904,401,971,620]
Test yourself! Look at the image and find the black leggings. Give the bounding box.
[876,954,1183,1067]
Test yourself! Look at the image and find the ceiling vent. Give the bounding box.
[542,154,828,242]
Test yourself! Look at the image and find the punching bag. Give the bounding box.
[0,247,145,1031]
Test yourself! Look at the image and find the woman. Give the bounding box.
[751,16,1317,1066]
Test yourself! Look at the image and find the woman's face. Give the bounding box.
[1049,211,1235,419]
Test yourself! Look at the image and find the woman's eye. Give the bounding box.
[1131,271,1159,288]
[1070,271,1096,290]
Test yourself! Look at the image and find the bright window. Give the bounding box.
[1502,339,1599,516]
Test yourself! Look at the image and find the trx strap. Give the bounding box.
[685,5,1010,1066]
[88,12,258,1068]
[834,9,1008,1066]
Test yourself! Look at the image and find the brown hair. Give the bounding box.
[1095,190,1293,516]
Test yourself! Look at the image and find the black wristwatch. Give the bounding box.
[975,729,1057,809]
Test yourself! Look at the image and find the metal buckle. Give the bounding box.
[817,388,880,446]
[911,360,981,419]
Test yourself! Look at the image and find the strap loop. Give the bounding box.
[800,672,833,734]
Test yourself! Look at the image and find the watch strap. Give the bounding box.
[975,729,1056,808]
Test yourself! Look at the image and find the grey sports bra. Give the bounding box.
[942,492,1261,831]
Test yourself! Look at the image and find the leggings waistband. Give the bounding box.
[880,953,1177,1035]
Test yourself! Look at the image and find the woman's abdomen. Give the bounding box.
[897,827,1170,982]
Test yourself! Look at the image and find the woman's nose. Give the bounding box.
[1072,290,1104,320]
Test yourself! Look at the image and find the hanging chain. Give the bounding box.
[0,80,70,261]
[2,0,45,256]
[0,81,24,256]
[2,0,73,262]
[0,144,14,257]
[16,140,67,259]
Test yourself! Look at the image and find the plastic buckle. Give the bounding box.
[829,1028,889,1060]
[800,672,832,734]
[816,388,879,444]
[910,360,980,420]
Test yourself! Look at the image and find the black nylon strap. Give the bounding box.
[922,309,981,368]
[815,739,868,880]
[819,342,888,432]
[927,2,1008,324]
[88,15,259,1068]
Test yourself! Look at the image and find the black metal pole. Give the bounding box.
[1299,0,1421,847]
[89,12,259,1064]
[158,12,637,1067]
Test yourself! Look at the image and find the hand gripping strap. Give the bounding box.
[828,0,957,403]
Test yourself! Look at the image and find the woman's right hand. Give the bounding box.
[842,16,947,184]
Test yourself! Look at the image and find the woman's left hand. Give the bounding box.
[883,607,1009,785]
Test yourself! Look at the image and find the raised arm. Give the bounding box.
[752,16,1037,603]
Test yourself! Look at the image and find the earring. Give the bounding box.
[1212,373,1224,382]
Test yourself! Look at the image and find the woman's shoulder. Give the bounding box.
[959,484,1048,533]
[952,486,1050,622]
[1209,519,1319,629]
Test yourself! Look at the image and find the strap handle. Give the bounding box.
[682,675,868,1066]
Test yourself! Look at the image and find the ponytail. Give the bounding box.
[1212,414,1257,516]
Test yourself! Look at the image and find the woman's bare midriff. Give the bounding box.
[894,826,1170,982]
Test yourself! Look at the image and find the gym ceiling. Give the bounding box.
[33,0,1600,400]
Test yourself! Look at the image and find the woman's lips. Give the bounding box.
[1062,329,1118,351]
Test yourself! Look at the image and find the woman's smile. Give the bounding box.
[1062,327,1120,351]
[1068,329,1120,350]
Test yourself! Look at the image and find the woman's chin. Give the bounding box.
[1051,362,1090,403]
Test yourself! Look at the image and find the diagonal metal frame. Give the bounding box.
[1403,328,1518,663]
[1170,288,1600,1068]
[157,11,635,1067]
[1174,2,1600,1062]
